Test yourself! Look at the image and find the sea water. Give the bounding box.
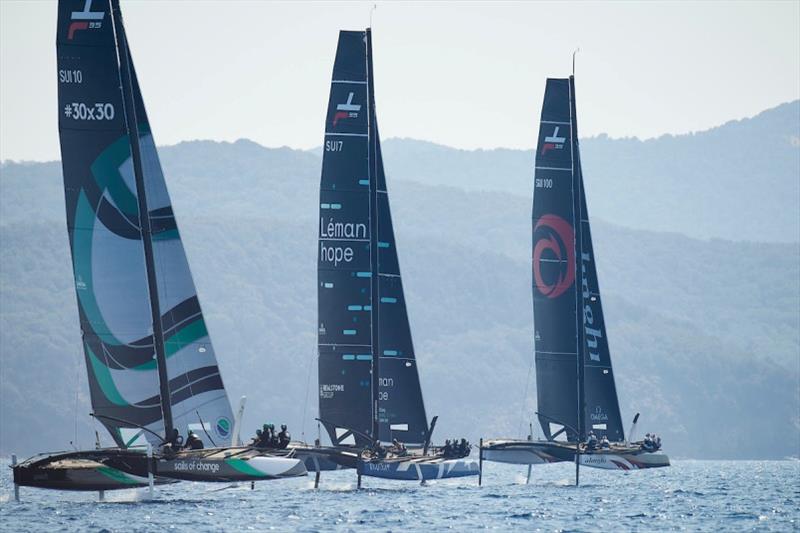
[1,459,797,531]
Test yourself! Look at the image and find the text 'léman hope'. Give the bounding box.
[320,217,368,266]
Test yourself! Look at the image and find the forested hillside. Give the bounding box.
[381,101,800,243]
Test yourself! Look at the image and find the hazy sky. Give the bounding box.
[1,1,798,161]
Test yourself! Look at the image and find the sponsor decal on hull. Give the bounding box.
[171,460,221,474]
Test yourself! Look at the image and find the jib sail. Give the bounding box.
[318,29,427,448]
[56,0,233,448]
[532,77,623,443]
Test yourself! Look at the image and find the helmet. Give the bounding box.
[281,424,287,430]
[263,424,268,430]
[256,429,262,436]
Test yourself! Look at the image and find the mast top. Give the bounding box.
[572,48,580,78]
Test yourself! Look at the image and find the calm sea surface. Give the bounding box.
[1,458,797,531]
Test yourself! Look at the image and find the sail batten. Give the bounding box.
[57,0,233,447]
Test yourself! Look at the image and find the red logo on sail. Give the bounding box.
[67,0,104,40]
[533,214,575,298]
[540,126,567,155]
[332,92,361,126]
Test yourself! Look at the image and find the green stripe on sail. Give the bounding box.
[96,466,143,485]
[224,458,268,478]
[124,430,144,447]
[90,135,139,219]
[86,343,129,406]
[73,191,124,346]
[152,228,179,241]
[133,318,209,371]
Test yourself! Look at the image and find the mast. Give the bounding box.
[569,75,585,445]
[366,27,380,443]
[569,75,583,486]
[110,0,173,436]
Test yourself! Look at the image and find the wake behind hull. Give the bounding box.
[481,439,669,470]
[358,456,479,481]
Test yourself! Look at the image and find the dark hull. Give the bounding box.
[13,446,307,491]
[12,449,170,491]
[482,439,670,470]
[288,443,359,471]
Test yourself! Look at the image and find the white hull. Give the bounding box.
[156,447,307,481]
[481,439,670,470]
[579,452,670,470]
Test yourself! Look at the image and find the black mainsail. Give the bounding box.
[56,0,234,448]
[318,30,428,448]
[533,77,624,443]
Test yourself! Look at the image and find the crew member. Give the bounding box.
[458,438,471,457]
[252,429,265,448]
[277,424,291,449]
[443,439,452,458]
[184,430,204,450]
[162,428,183,455]
[586,431,598,451]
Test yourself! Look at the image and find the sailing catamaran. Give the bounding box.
[310,29,479,484]
[480,76,669,475]
[11,0,306,493]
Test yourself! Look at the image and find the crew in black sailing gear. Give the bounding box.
[277,425,290,449]
[391,438,408,457]
[586,431,598,451]
[442,440,452,458]
[161,428,183,456]
[599,435,610,449]
[458,438,471,458]
[184,430,204,450]
[252,429,265,448]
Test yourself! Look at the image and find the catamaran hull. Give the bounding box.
[481,439,669,470]
[11,450,170,491]
[289,444,359,471]
[157,454,306,482]
[480,440,556,465]
[578,452,670,470]
[358,457,479,481]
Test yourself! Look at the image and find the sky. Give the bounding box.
[1,0,798,162]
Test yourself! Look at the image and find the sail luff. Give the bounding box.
[110,0,173,436]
